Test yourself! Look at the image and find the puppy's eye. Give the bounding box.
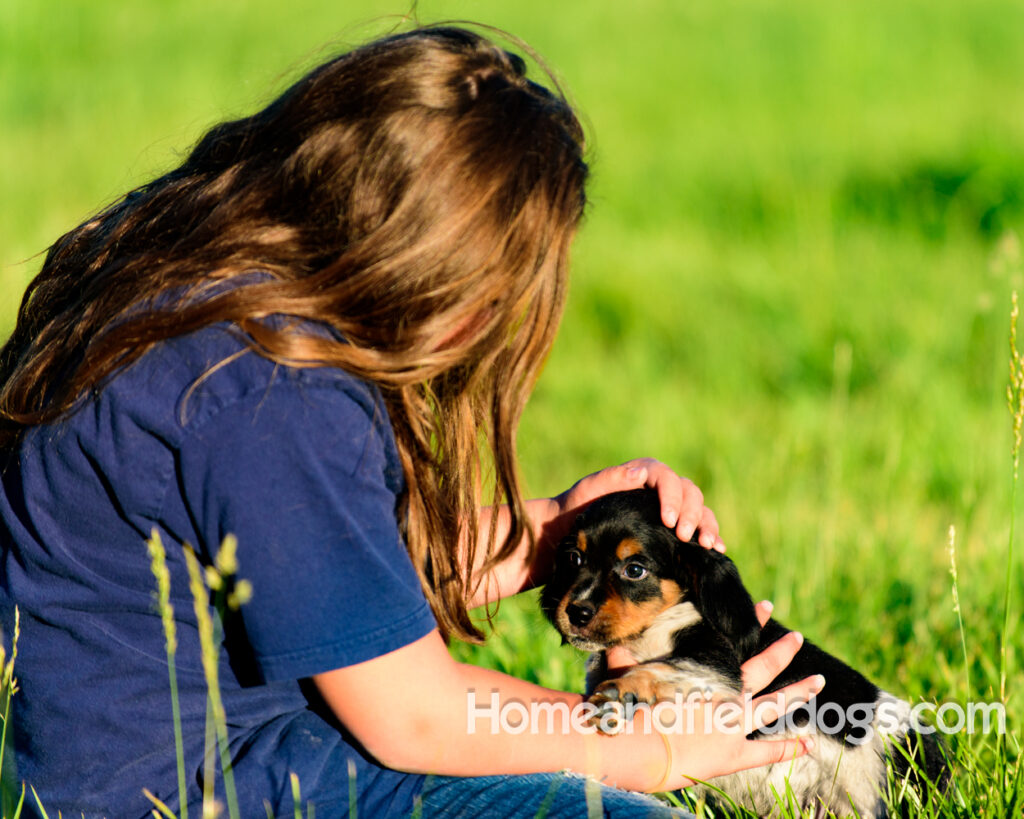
[561,549,583,569]
[621,562,648,581]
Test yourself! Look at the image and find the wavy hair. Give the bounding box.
[0,25,588,642]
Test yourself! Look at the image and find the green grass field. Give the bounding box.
[2,0,1023,815]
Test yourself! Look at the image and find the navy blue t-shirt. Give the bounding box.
[0,324,438,817]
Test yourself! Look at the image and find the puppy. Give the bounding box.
[541,488,946,817]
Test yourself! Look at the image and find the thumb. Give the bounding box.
[623,463,650,487]
[582,463,648,500]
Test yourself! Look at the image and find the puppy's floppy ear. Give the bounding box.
[680,546,762,662]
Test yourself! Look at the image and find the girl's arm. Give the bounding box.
[312,627,817,791]
[468,459,724,609]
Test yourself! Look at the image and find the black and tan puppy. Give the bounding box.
[541,488,946,818]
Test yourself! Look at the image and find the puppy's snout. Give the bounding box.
[566,601,596,628]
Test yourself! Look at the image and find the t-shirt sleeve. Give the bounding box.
[176,375,437,682]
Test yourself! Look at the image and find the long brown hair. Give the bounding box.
[0,25,587,642]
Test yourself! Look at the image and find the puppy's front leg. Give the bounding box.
[590,661,684,707]
[586,662,687,734]
[586,658,744,735]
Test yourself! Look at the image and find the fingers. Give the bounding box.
[563,458,726,551]
[552,462,649,521]
[754,600,774,628]
[748,674,826,730]
[741,630,804,693]
[660,700,817,790]
[622,461,650,487]
[632,459,723,549]
[647,467,701,537]
[736,734,815,771]
[570,461,651,509]
[696,506,725,552]
[605,645,639,673]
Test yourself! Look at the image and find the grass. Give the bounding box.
[2,0,1023,815]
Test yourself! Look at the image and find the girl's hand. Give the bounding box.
[312,625,818,792]
[548,458,724,551]
[659,626,820,789]
[471,459,721,606]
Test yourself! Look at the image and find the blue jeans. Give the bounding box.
[417,773,694,818]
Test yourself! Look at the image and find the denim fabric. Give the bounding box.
[418,773,694,818]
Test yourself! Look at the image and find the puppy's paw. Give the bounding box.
[586,698,628,734]
[591,662,684,705]
[586,662,682,734]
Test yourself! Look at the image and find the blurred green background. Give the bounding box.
[2,0,1022,757]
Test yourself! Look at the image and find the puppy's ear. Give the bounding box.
[681,547,762,662]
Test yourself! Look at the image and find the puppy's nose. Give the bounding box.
[566,602,595,628]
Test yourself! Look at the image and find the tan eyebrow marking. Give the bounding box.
[576,531,587,552]
[615,537,643,561]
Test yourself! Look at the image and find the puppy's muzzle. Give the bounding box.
[566,601,595,628]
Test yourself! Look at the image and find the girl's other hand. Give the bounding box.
[621,600,818,789]
[550,458,724,552]
[661,629,821,789]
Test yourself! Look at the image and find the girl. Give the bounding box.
[0,25,819,817]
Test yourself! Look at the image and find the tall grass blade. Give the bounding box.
[200,696,216,818]
[11,781,25,819]
[290,771,303,819]
[0,611,21,819]
[582,775,602,819]
[144,787,178,819]
[184,543,241,819]
[1003,290,1023,775]
[28,784,49,819]
[147,531,188,819]
[947,525,972,700]
[346,759,356,819]
[0,606,20,806]
[532,775,563,819]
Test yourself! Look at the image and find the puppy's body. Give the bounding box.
[541,489,945,818]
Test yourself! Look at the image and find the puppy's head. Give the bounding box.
[541,488,761,661]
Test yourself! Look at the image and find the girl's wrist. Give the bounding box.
[586,723,683,794]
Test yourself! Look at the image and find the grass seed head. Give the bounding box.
[146,529,178,655]
[948,525,961,615]
[227,580,253,610]
[1,607,20,693]
[1009,291,1024,477]
[205,566,224,591]
[183,545,218,683]
[214,533,239,577]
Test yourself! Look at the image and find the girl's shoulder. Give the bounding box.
[120,321,387,439]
